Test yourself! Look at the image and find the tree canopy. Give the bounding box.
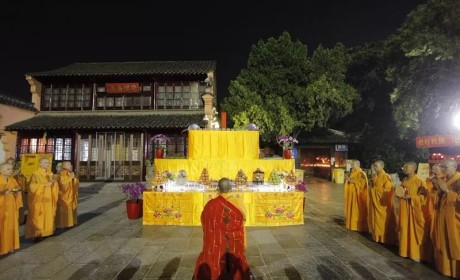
[387,0,460,137]
[222,32,360,143]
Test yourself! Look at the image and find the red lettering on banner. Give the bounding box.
[105,83,140,94]
[416,134,460,148]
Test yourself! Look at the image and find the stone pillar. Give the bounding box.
[26,75,42,111]
[202,93,214,129]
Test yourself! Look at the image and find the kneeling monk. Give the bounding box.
[194,178,251,280]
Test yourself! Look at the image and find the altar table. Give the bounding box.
[143,191,304,226]
[154,159,295,181]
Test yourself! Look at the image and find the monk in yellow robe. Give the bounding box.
[368,160,396,244]
[397,162,432,262]
[25,157,59,240]
[424,164,444,238]
[431,159,460,278]
[55,161,79,228]
[0,163,23,255]
[344,160,368,232]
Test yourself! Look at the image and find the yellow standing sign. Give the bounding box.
[20,153,53,183]
[417,163,430,181]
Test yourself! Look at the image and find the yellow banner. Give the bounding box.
[188,130,260,160]
[20,153,53,182]
[143,191,304,226]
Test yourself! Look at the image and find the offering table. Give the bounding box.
[143,189,304,226]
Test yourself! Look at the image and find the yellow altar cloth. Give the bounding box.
[154,159,294,181]
[143,191,304,226]
[188,130,259,159]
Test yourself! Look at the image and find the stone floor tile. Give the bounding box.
[247,255,265,266]
[0,179,450,280]
[250,265,270,280]
[144,253,182,278]
[0,264,38,280]
[134,245,163,266]
[175,267,196,280]
[115,263,150,280]
[163,237,190,252]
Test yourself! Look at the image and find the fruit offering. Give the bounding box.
[235,169,248,188]
[151,170,167,186]
[267,170,281,185]
[199,168,211,186]
[285,170,297,185]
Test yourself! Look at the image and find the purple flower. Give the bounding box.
[151,134,171,144]
[295,180,307,192]
[122,182,146,202]
[277,135,298,150]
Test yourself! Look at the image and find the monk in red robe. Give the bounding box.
[194,178,251,280]
[431,159,460,277]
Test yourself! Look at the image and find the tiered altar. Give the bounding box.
[143,130,304,226]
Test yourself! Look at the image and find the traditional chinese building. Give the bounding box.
[0,93,38,162]
[6,61,217,182]
[296,129,360,180]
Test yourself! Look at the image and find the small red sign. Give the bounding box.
[105,83,140,94]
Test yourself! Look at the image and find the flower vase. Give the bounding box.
[155,149,165,159]
[126,199,143,219]
[283,149,293,159]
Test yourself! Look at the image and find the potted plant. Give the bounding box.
[151,134,170,159]
[122,182,146,219]
[277,135,298,159]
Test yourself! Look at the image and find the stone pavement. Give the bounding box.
[0,178,450,280]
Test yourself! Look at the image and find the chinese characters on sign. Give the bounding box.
[415,134,460,148]
[105,83,140,94]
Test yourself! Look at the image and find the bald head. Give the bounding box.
[218,178,232,193]
[0,163,13,176]
[403,161,417,175]
[441,158,458,177]
[373,160,385,173]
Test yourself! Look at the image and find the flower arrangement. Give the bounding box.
[152,134,170,149]
[122,182,146,203]
[295,180,307,192]
[278,135,298,150]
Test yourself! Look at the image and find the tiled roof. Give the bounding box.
[0,93,37,112]
[5,111,204,131]
[28,61,216,77]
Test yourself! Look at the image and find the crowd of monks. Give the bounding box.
[0,157,79,256]
[344,159,460,278]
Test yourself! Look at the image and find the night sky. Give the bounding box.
[0,0,427,104]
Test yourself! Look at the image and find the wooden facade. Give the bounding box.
[7,61,216,182]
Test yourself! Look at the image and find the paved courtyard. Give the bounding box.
[0,178,450,280]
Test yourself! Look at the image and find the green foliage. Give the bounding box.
[387,0,460,138]
[222,31,360,143]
